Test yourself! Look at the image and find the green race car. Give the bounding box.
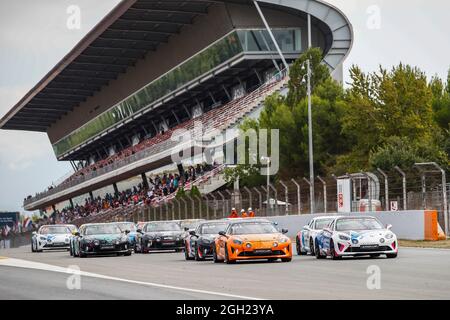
[72,223,132,257]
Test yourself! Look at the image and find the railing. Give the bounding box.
[24,69,288,207]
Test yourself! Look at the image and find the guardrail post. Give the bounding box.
[203,195,210,220]
[317,176,327,213]
[172,198,180,220]
[279,181,289,215]
[377,168,389,211]
[217,191,226,218]
[290,178,301,215]
[159,203,163,221]
[244,187,253,209]
[187,195,194,219]
[253,187,263,216]
[210,193,217,219]
[195,195,202,219]
[225,190,233,213]
[360,172,374,212]
[268,183,278,216]
[180,198,188,220]
[302,177,313,214]
[331,174,338,212]
[261,186,268,216]
[394,166,407,210]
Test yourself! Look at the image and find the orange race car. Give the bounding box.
[213,219,292,264]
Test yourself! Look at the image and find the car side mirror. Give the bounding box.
[125,230,130,235]
[218,231,227,237]
[281,229,288,234]
[189,230,196,236]
[386,224,392,230]
[303,225,310,231]
[184,227,189,231]
[32,231,37,236]
[74,232,80,237]
[323,227,332,233]
[137,229,143,234]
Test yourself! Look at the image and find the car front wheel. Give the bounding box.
[315,242,325,259]
[224,245,236,264]
[330,240,342,260]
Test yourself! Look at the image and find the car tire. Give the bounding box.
[281,258,292,262]
[140,240,146,254]
[79,249,86,258]
[184,243,193,260]
[213,246,222,263]
[124,250,132,256]
[195,245,204,261]
[224,244,235,264]
[315,241,325,259]
[309,238,315,256]
[330,240,342,260]
[31,240,36,253]
[386,253,398,259]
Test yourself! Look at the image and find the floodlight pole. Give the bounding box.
[307,13,315,214]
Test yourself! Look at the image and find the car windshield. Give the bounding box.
[116,223,136,232]
[335,218,384,231]
[314,218,334,230]
[41,226,70,234]
[84,224,122,235]
[145,222,181,232]
[230,222,279,235]
[181,221,202,230]
[199,223,228,235]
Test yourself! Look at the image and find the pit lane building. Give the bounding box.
[0,0,353,213]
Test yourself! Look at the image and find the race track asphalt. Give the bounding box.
[1,245,449,299]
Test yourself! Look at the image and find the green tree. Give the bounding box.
[337,63,438,171]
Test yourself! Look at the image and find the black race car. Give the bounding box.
[185,220,230,261]
[136,221,184,253]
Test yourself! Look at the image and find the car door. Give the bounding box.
[321,220,335,252]
[303,220,314,249]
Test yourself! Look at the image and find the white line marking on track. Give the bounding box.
[0,257,261,300]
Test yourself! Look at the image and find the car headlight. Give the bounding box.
[339,234,350,241]
[351,239,358,244]
[385,233,394,239]
[39,236,46,241]
[279,237,289,243]
[176,237,180,241]
[94,240,100,246]
[233,239,243,245]
[245,243,252,248]
[115,240,120,245]
[380,238,385,243]
[273,242,278,247]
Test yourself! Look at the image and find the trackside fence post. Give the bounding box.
[291,178,301,215]
[279,181,289,215]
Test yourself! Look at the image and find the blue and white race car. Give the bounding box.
[31,224,75,252]
[113,221,139,250]
[295,216,339,255]
[314,216,398,259]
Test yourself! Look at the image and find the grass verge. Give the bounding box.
[399,239,450,249]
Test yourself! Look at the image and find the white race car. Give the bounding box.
[295,216,339,255]
[314,216,398,259]
[31,224,74,252]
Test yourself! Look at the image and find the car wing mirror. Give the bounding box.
[303,225,310,231]
[323,227,332,233]
[125,230,130,234]
[281,228,288,234]
[32,231,37,236]
[74,232,80,237]
[218,231,227,237]
[136,229,143,234]
[386,224,392,230]
[184,227,189,231]
[189,230,196,236]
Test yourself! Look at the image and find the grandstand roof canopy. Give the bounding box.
[0,0,218,132]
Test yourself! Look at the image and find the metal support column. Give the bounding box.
[291,178,301,215]
[377,168,389,211]
[253,0,289,71]
[317,176,327,213]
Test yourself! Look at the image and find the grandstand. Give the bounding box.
[0,0,352,219]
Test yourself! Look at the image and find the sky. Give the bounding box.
[0,0,449,215]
